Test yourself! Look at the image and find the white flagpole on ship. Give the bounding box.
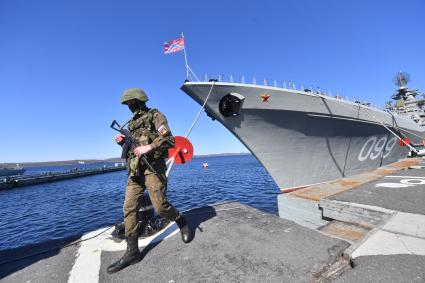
[182,32,190,81]
[181,32,199,82]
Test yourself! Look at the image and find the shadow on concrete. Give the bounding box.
[185,205,218,236]
[0,235,80,280]
[138,205,217,262]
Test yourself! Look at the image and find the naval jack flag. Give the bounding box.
[163,37,185,54]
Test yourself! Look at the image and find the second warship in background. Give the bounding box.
[181,72,425,189]
[0,165,25,177]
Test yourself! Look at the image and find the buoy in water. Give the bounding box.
[202,163,209,168]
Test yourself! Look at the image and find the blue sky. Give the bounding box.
[1,0,424,162]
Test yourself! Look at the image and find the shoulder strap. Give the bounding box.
[147,108,158,131]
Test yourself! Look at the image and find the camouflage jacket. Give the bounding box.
[126,108,175,176]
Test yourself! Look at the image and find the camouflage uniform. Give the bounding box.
[124,108,181,238]
[107,88,191,275]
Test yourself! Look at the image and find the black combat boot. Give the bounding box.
[107,237,141,274]
[175,215,193,243]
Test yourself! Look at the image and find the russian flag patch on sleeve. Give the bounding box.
[157,125,168,135]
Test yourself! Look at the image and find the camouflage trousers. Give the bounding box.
[123,171,181,238]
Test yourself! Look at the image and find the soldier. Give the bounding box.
[107,88,192,274]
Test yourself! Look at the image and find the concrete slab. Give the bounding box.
[286,158,423,202]
[0,238,79,283]
[328,167,425,215]
[290,182,349,201]
[384,158,424,169]
[100,202,349,282]
[382,212,425,238]
[319,200,395,228]
[277,194,329,229]
[334,255,425,283]
[351,230,425,258]
[319,221,370,243]
[346,211,425,261]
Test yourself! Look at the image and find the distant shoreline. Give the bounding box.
[193,152,251,158]
[0,153,251,168]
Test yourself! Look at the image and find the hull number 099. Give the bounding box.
[358,136,397,161]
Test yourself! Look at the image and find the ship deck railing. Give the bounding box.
[196,74,382,110]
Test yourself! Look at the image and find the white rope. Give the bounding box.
[397,125,425,141]
[184,82,216,138]
[321,94,418,153]
[188,66,199,82]
[166,82,216,176]
[386,111,425,140]
[363,108,418,153]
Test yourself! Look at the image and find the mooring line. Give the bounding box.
[166,81,216,176]
[324,94,419,153]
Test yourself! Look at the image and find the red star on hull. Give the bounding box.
[260,93,270,102]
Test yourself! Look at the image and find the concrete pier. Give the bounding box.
[0,166,126,190]
[1,202,351,282]
[278,157,425,282]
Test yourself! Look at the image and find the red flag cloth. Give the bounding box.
[164,38,185,54]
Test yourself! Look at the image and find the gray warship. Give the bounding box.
[0,166,25,177]
[181,72,425,189]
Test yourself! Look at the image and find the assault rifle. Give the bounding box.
[110,120,167,184]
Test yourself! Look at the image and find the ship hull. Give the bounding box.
[0,168,26,177]
[181,82,425,189]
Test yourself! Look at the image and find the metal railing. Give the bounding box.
[200,73,364,104]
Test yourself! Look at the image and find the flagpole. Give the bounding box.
[181,32,189,81]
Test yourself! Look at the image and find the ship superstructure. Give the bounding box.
[387,72,425,126]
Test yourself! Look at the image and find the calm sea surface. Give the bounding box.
[0,155,279,251]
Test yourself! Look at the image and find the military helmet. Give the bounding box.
[121,88,149,104]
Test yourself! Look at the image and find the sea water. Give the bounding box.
[0,155,279,251]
